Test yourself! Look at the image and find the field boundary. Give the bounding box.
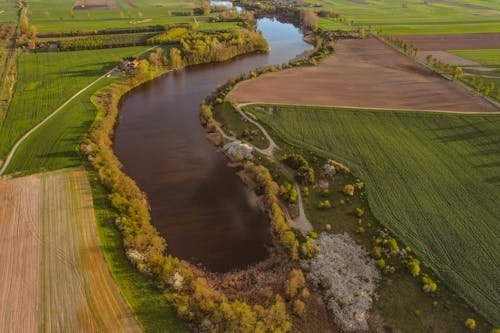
[371,33,500,109]
[240,102,500,115]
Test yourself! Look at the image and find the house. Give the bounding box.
[119,57,140,71]
[27,40,36,50]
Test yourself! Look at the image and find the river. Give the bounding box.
[114,17,312,272]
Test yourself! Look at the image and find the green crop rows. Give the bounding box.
[304,0,500,34]
[247,104,500,325]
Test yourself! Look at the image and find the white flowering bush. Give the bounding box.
[305,233,380,332]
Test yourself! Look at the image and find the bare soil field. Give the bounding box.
[400,33,500,51]
[227,38,498,112]
[0,169,141,333]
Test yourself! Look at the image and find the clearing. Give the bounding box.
[0,168,141,332]
[245,103,500,326]
[228,38,497,112]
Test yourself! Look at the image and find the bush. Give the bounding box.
[422,275,437,293]
[292,299,306,318]
[465,318,476,331]
[318,200,331,209]
[407,258,421,277]
[284,269,306,299]
[376,258,386,269]
[355,207,364,217]
[343,184,355,196]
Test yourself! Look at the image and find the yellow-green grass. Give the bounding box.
[0,46,149,169]
[246,103,500,325]
[196,21,239,31]
[317,17,355,31]
[303,0,500,34]
[449,49,500,66]
[29,0,200,33]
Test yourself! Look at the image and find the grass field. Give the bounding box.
[305,0,500,34]
[450,48,500,66]
[0,168,142,332]
[0,46,149,172]
[246,103,500,325]
[0,0,18,23]
[317,17,355,31]
[28,0,199,33]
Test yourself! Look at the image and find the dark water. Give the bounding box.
[114,18,312,272]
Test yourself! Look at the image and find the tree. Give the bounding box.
[452,66,463,80]
[407,258,421,277]
[284,269,306,299]
[201,0,210,15]
[292,299,306,318]
[425,54,433,64]
[170,47,183,70]
[301,10,318,30]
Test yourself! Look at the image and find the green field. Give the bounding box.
[0,0,18,23]
[0,46,149,172]
[305,0,500,34]
[450,49,500,66]
[317,17,355,31]
[246,103,500,325]
[28,0,199,33]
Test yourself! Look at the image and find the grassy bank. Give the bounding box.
[244,103,500,327]
[89,168,189,332]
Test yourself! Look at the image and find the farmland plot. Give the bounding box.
[0,168,141,332]
[247,104,500,325]
[228,38,497,112]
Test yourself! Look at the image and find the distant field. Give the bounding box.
[0,0,18,23]
[317,17,355,31]
[450,49,500,66]
[246,104,500,325]
[0,46,149,171]
[28,0,198,33]
[0,168,141,332]
[228,38,497,112]
[305,0,500,34]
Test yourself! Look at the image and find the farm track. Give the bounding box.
[228,37,498,113]
[0,169,141,332]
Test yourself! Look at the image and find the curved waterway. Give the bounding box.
[114,18,312,272]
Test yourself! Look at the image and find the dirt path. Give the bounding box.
[227,37,498,113]
[216,103,314,233]
[0,169,142,332]
[290,184,313,234]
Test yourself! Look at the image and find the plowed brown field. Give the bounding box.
[400,33,500,51]
[0,169,141,333]
[227,38,498,112]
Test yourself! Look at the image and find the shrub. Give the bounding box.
[407,258,421,277]
[465,318,476,331]
[318,200,331,209]
[355,207,364,217]
[422,275,437,293]
[321,188,330,197]
[301,288,310,299]
[343,184,355,196]
[292,299,306,318]
[376,258,386,269]
[373,246,383,258]
[325,223,332,231]
[385,238,399,253]
[284,269,306,299]
[301,237,319,258]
